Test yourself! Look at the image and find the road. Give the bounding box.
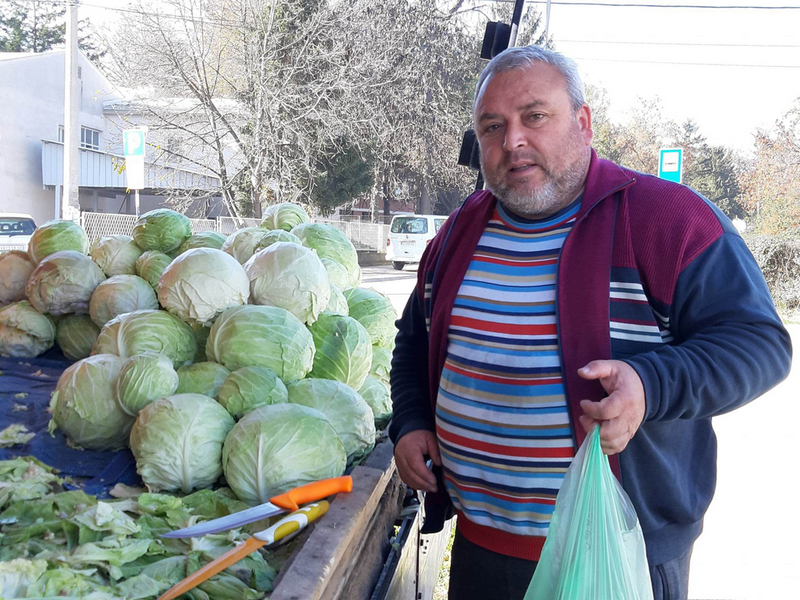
[360,263,799,600]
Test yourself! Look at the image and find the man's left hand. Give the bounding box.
[577,360,646,455]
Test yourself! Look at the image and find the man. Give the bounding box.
[389,45,792,600]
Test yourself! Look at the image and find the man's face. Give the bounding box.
[474,63,593,219]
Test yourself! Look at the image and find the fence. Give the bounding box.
[80,212,390,253]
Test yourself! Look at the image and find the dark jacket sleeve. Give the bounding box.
[624,232,793,421]
[388,286,435,444]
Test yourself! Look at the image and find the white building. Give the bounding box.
[0,50,223,227]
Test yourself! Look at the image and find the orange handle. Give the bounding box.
[269,476,353,512]
[158,537,265,600]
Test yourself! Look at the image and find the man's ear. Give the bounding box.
[577,104,593,146]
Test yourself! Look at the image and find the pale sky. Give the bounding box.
[80,0,800,153]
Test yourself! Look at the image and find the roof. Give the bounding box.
[0,213,36,219]
[0,50,63,62]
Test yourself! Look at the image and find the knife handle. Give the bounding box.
[253,501,330,545]
[269,476,353,512]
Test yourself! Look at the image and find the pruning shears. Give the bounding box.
[157,476,352,600]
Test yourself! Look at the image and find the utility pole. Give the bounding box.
[62,0,81,221]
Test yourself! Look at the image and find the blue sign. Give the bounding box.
[123,129,146,157]
[658,148,682,183]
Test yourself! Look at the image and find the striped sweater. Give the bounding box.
[389,150,792,565]
[436,201,579,556]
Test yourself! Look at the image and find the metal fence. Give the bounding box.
[80,212,390,253]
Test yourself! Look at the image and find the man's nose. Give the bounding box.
[503,120,528,152]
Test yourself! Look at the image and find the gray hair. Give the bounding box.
[473,46,586,115]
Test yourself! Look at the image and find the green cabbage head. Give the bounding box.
[344,287,398,349]
[291,223,360,288]
[326,284,349,316]
[158,248,250,326]
[0,250,35,305]
[132,209,192,253]
[260,203,310,232]
[176,362,230,398]
[177,231,227,254]
[252,229,302,254]
[308,312,373,389]
[51,354,135,450]
[56,314,100,361]
[221,228,271,264]
[358,376,393,429]
[130,394,235,493]
[89,274,159,327]
[28,220,89,264]
[115,353,180,416]
[206,305,314,381]
[26,251,106,315]
[370,345,391,385]
[222,403,346,504]
[92,309,197,368]
[90,235,144,276]
[0,301,55,358]
[217,366,288,419]
[288,378,375,466]
[135,251,172,289]
[244,242,330,325]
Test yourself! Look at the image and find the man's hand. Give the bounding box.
[578,360,646,455]
[394,430,441,493]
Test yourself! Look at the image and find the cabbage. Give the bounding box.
[90,235,143,276]
[287,378,375,466]
[176,362,230,398]
[0,558,48,598]
[321,257,351,290]
[206,305,314,381]
[132,209,192,253]
[157,248,250,325]
[0,251,35,305]
[134,250,172,289]
[130,394,235,493]
[222,403,346,504]
[92,310,197,368]
[190,322,211,362]
[115,353,179,416]
[291,223,360,288]
[252,229,302,253]
[0,301,55,357]
[26,250,106,315]
[358,376,393,429]
[50,354,134,450]
[56,314,100,361]
[343,287,398,349]
[260,203,310,232]
[89,274,159,327]
[217,366,288,419]
[326,284,349,316]
[221,228,271,264]
[28,220,89,264]
[177,231,226,254]
[308,312,372,389]
[244,242,330,325]
[370,345,391,384]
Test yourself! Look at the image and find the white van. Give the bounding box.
[386,214,447,270]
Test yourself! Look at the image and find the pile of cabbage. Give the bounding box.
[0,204,396,508]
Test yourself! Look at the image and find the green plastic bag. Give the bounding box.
[524,426,653,600]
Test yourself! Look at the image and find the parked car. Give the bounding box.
[385,214,447,270]
[0,213,37,251]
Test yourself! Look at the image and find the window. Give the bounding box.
[391,217,428,234]
[434,218,446,233]
[80,127,100,150]
[0,217,36,236]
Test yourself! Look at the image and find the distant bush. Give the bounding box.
[744,233,800,320]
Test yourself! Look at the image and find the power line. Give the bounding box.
[559,38,800,49]
[575,56,800,68]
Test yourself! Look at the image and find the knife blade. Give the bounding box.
[160,476,351,538]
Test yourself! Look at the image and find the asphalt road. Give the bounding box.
[361,263,799,600]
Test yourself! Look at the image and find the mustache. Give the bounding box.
[502,152,546,168]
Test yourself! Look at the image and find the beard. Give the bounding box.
[482,132,590,219]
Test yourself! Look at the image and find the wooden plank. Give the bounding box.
[269,438,400,600]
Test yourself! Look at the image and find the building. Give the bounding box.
[0,50,223,227]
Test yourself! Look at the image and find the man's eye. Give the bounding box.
[484,124,500,133]
[528,113,544,121]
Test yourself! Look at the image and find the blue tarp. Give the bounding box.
[0,347,141,496]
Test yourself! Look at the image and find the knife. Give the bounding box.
[161,476,351,538]
[158,501,330,600]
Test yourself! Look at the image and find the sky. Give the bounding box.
[79,0,800,153]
